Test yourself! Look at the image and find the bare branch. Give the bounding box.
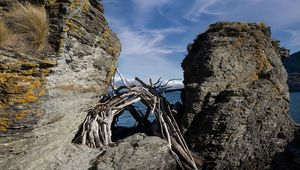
[116,69,130,88]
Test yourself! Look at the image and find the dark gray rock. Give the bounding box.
[182,22,296,169]
[92,133,177,170]
[272,128,300,170]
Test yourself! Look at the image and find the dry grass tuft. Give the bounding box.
[2,3,49,53]
[0,20,11,46]
[257,22,267,30]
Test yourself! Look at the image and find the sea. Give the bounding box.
[115,91,300,127]
[290,92,300,123]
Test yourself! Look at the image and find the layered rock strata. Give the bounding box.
[0,0,120,169]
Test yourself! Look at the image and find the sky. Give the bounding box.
[102,0,300,80]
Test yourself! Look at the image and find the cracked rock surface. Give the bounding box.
[93,133,177,170]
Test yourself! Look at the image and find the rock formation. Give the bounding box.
[0,0,121,169]
[182,22,296,169]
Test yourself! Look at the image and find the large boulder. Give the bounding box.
[182,22,296,169]
[0,0,120,169]
[93,133,177,170]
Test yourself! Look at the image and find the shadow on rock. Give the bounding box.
[272,126,300,170]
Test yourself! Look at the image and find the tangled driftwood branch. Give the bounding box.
[72,77,197,169]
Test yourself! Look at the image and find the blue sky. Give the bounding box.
[103,0,300,80]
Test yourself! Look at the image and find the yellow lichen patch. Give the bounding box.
[58,38,65,54]
[99,27,121,58]
[249,73,259,81]
[68,0,90,12]
[14,110,32,121]
[257,51,273,72]
[46,0,58,6]
[7,77,42,104]
[69,0,81,11]
[0,117,9,132]
[65,20,80,33]
[0,57,56,132]
[248,50,273,81]
[81,0,91,12]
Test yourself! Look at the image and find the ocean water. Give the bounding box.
[115,91,181,127]
[115,91,300,127]
[290,92,300,123]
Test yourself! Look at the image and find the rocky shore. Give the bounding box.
[1,1,299,170]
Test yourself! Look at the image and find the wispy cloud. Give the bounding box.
[103,0,300,79]
[106,16,185,79]
[131,0,171,13]
[184,0,225,22]
[286,30,300,49]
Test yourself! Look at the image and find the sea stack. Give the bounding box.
[182,22,295,169]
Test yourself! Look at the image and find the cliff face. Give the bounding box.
[182,22,295,169]
[0,1,120,169]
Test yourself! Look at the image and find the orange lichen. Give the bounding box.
[68,0,90,12]
[0,57,55,131]
[248,50,273,81]
[65,20,80,33]
[0,117,9,132]
[14,110,31,120]
[99,27,121,58]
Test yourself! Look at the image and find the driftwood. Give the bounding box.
[72,77,197,170]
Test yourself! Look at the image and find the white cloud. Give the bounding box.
[182,0,300,52]
[107,17,185,80]
[184,0,225,22]
[286,30,300,49]
[120,27,185,58]
[103,0,300,79]
[184,0,300,29]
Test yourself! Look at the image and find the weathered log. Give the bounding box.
[72,77,198,169]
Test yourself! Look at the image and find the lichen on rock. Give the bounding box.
[0,0,121,169]
[0,50,56,133]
